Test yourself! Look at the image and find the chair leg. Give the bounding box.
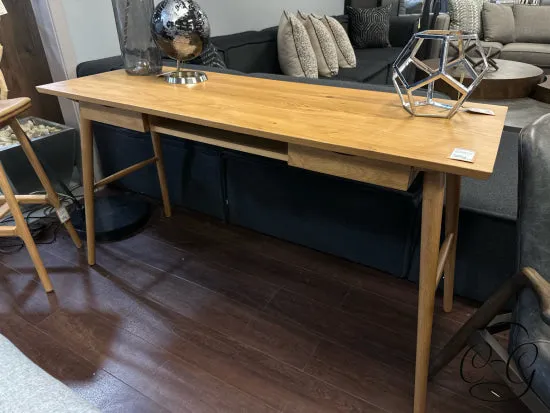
[8,119,82,249]
[429,271,528,379]
[151,130,172,218]
[0,162,53,293]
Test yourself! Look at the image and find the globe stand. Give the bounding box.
[161,60,208,85]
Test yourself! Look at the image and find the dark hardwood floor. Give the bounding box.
[0,208,528,413]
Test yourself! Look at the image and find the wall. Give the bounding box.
[185,0,345,36]
[60,0,120,66]
[31,0,344,128]
[58,0,345,67]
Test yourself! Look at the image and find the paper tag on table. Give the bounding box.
[463,107,495,116]
[0,2,7,16]
[450,148,476,163]
[56,207,70,224]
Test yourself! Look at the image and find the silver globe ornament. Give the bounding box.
[151,0,211,84]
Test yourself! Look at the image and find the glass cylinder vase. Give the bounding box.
[111,0,162,75]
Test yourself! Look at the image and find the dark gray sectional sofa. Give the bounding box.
[77,12,518,303]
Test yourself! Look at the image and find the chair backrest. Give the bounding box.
[518,113,550,281]
[511,114,550,411]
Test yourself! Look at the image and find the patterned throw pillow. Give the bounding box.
[297,11,339,77]
[319,15,357,69]
[189,43,227,69]
[448,0,484,37]
[346,4,392,49]
[278,11,318,78]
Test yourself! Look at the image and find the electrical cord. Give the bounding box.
[0,193,76,254]
[0,118,85,255]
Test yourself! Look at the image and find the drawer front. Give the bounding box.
[79,102,149,133]
[288,144,417,191]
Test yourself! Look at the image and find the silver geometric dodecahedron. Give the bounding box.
[392,30,489,118]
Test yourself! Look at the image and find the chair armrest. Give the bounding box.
[523,267,550,325]
[389,15,420,47]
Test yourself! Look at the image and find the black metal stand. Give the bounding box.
[70,192,151,242]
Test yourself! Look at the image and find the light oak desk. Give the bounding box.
[38,70,507,413]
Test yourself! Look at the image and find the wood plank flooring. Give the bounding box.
[0,208,528,413]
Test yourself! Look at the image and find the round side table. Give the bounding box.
[422,59,545,100]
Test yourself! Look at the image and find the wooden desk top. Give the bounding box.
[37,69,507,179]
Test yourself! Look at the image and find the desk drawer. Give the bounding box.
[79,102,149,133]
[288,144,417,191]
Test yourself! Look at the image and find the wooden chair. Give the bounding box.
[430,114,550,412]
[0,97,82,293]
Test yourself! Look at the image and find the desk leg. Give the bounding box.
[80,114,95,266]
[444,174,461,313]
[151,131,172,218]
[414,171,445,413]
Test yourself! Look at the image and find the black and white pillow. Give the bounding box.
[189,42,227,69]
[346,4,392,49]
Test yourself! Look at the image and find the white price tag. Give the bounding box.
[56,207,70,224]
[463,107,496,116]
[0,1,7,16]
[450,148,476,163]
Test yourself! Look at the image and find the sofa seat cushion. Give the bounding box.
[478,41,504,56]
[330,47,402,82]
[501,43,550,68]
[448,41,503,58]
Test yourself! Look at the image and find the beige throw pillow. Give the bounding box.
[297,11,339,77]
[514,5,550,43]
[319,15,356,69]
[482,3,515,44]
[278,12,318,78]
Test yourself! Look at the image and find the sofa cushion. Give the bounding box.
[448,0,484,37]
[189,42,227,69]
[277,12,318,78]
[482,3,515,45]
[297,12,339,77]
[501,43,550,68]
[213,30,281,74]
[514,4,550,43]
[478,41,504,57]
[347,4,393,49]
[320,15,357,69]
[448,41,503,59]
[348,0,400,17]
[331,47,402,83]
